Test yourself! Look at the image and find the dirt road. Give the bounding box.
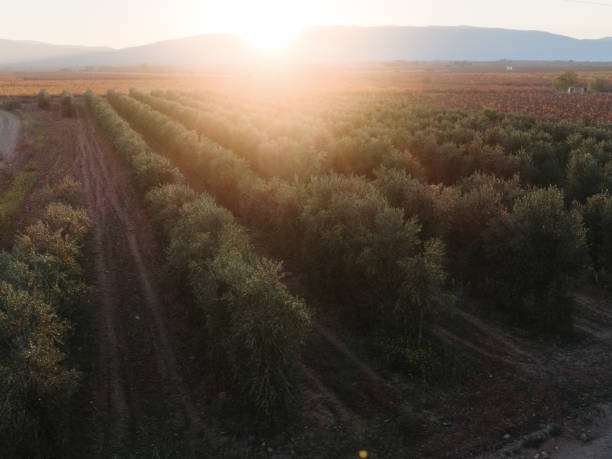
[0,110,20,169]
[75,104,204,457]
[550,406,612,459]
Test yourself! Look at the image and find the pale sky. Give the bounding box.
[1,0,611,50]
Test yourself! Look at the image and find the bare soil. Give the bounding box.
[74,104,208,457]
[542,403,612,459]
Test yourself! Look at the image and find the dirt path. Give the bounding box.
[0,110,20,169]
[75,104,204,457]
[548,405,612,459]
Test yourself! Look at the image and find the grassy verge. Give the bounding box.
[0,162,38,235]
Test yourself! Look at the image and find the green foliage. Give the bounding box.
[566,140,612,202]
[300,175,416,299]
[88,91,310,420]
[432,178,509,285]
[37,89,51,110]
[102,88,612,351]
[166,195,247,281]
[242,177,304,253]
[131,151,184,192]
[580,192,612,274]
[15,202,90,316]
[374,166,438,237]
[40,175,83,208]
[394,240,454,345]
[0,178,88,456]
[144,183,198,241]
[86,90,183,196]
[0,163,38,233]
[108,89,256,209]
[381,149,426,180]
[0,282,77,457]
[553,71,580,91]
[589,77,611,93]
[110,90,459,354]
[198,250,309,419]
[300,174,453,341]
[152,90,327,180]
[487,187,587,330]
[60,90,75,117]
[165,195,310,419]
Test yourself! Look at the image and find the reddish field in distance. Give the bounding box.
[397,90,612,124]
[2,65,612,123]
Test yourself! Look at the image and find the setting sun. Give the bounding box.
[238,24,299,51]
[208,0,309,51]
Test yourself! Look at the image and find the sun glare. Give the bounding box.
[239,24,299,52]
[210,0,307,52]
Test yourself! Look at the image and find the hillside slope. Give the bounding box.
[287,26,612,62]
[3,26,612,69]
[0,38,111,65]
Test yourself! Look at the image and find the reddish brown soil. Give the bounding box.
[74,104,206,456]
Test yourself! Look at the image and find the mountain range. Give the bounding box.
[3,26,612,69]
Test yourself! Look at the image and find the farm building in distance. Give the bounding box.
[568,87,588,94]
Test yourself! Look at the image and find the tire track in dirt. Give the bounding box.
[78,114,129,454]
[313,323,398,408]
[75,104,203,456]
[574,294,612,340]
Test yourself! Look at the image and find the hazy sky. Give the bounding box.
[1,0,611,49]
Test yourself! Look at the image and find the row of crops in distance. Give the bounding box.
[125,88,612,341]
[110,89,455,371]
[86,91,310,421]
[154,88,612,281]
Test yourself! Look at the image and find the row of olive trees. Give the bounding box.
[114,90,455,366]
[553,71,612,92]
[87,91,310,420]
[159,90,330,181]
[37,89,76,117]
[60,90,75,117]
[37,88,51,109]
[136,89,596,334]
[0,176,89,456]
[376,166,588,331]
[158,88,612,199]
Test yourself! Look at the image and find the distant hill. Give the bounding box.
[286,26,612,62]
[3,26,612,69]
[0,34,257,69]
[0,39,112,65]
[102,34,256,66]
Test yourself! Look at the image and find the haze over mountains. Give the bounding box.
[3,25,612,69]
[292,26,612,62]
[0,39,111,65]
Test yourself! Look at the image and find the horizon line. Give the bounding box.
[2,24,611,52]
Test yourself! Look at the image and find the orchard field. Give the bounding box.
[2,67,612,458]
